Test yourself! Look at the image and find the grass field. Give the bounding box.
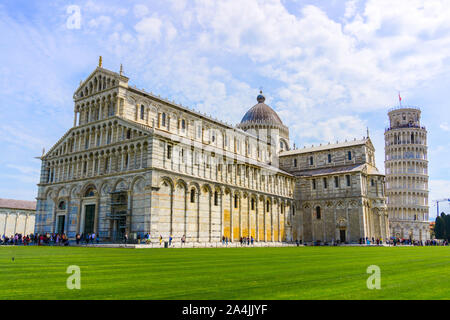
[1,246,449,300]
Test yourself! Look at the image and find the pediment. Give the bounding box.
[365,137,375,151]
[73,67,129,100]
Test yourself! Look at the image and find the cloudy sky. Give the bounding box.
[0,0,449,218]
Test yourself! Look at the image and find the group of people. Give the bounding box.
[358,237,385,245]
[136,234,187,246]
[220,236,255,246]
[75,233,99,245]
[0,233,69,246]
[389,237,448,246]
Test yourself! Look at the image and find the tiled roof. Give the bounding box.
[280,138,369,156]
[291,163,383,177]
[293,164,364,177]
[0,198,36,211]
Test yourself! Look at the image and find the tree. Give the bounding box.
[434,213,446,240]
[444,213,450,241]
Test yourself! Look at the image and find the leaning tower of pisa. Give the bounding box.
[384,107,430,241]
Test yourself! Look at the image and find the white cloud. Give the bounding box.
[134,17,163,43]
[440,122,450,131]
[344,0,359,19]
[165,21,178,42]
[133,4,149,18]
[87,15,112,29]
[1,0,450,204]
[6,164,40,176]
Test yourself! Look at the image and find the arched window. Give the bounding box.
[214,191,219,206]
[234,194,239,209]
[84,187,96,197]
[190,189,196,203]
[316,206,321,219]
[266,200,270,212]
[108,101,114,116]
[58,201,66,210]
[161,113,166,127]
[251,198,255,210]
[140,105,145,120]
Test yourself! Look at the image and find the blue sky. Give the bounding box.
[0,0,449,218]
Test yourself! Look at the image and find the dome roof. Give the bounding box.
[240,92,284,126]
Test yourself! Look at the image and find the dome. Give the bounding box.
[240,92,284,126]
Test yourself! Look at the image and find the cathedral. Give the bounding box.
[35,59,389,244]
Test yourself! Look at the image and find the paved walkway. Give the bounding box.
[82,242,301,249]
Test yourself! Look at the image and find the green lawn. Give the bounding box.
[0,246,449,300]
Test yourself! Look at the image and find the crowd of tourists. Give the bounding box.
[388,237,447,246]
[75,233,99,245]
[0,233,69,246]
[3,232,448,247]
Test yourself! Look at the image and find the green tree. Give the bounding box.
[434,213,446,240]
[444,213,450,241]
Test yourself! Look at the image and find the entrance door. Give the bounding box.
[57,215,65,234]
[84,204,95,234]
[340,229,346,243]
[111,216,127,241]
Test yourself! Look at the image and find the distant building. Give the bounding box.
[279,139,389,243]
[384,107,429,240]
[0,198,36,237]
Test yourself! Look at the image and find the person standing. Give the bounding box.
[169,235,173,247]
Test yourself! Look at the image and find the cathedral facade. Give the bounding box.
[34,61,389,244]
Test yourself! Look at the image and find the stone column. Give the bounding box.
[4,213,9,236]
[230,192,233,242]
[13,213,19,235]
[247,196,250,240]
[271,198,274,242]
[263,197,267,242]
[24,214,29,235]
[256,198,259,242]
